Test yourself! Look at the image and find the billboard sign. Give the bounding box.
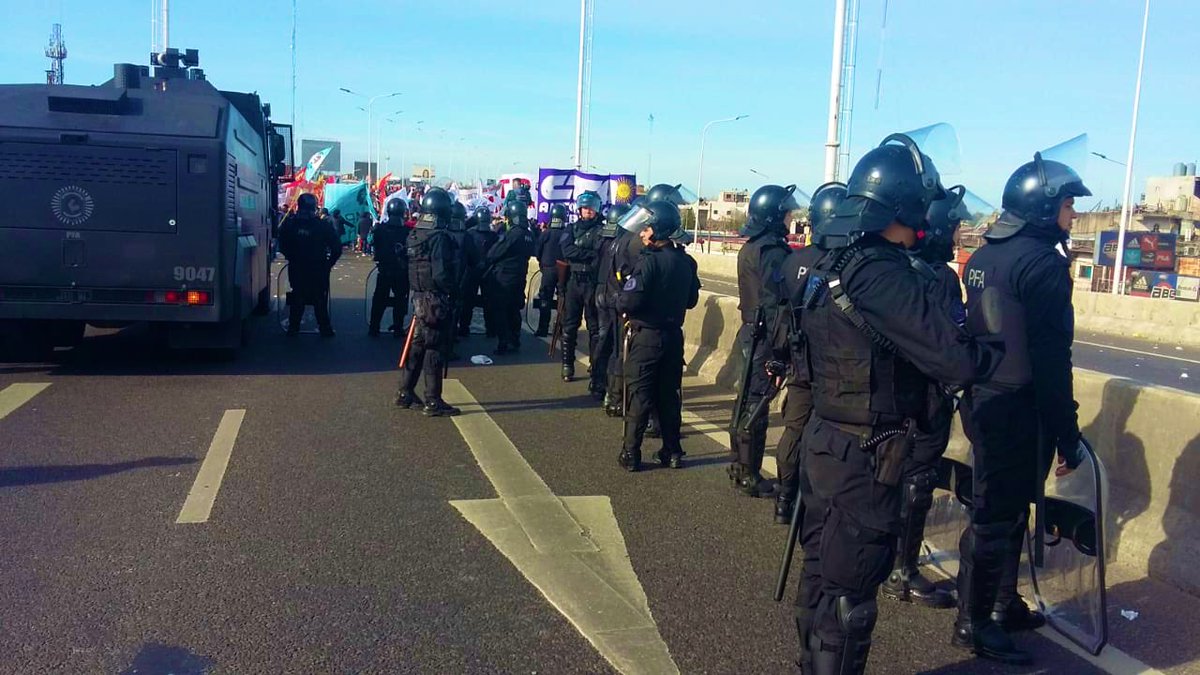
[1095,231,1176,270]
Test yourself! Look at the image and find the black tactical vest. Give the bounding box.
[805,245,928,426]
[408,228,449,294]
[964,234,1065,388]
[568,218,603,277]
[737,232,790,324]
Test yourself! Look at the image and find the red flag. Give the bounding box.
[374,173,393,211]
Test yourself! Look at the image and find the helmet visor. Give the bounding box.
[619,204,655,233]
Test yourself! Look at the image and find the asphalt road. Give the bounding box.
[0,256,1195,674]
[700,273,1200,394]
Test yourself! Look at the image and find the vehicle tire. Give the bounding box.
[47,320,86,348]
[253,279,271,316]
[0,321,54,362]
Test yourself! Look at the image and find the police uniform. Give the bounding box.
[730,186,795,496]
[795,136,1001,675]
[398,203,458,417]
[615,201,700,471]
[369,207,411,337]
[460,211,499,337]
[486,203,537,353]
[952,153,1091,665]
[595,205,634,414]
[447,209,480,346]
[535,207,568,337]
[560,201,604,383]
[278,200,341,336]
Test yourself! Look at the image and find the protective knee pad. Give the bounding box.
[810,596,877,675]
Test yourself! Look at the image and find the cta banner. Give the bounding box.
[535,168,637,225]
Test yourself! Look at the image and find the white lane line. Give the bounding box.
[443,379,679,674]
[0,383,51,421]
[1076,340,1200,365]
[176,409,246,524]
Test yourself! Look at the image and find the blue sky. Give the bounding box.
[2,0,1198,208]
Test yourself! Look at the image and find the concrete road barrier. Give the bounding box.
[678,286,1200,597]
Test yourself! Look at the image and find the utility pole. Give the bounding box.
[1112,0,1152,296]
[823,0,847,182]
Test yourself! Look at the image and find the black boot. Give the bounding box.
[644,415,661,438]
[808,597,876,675]
[394,390,422,409]
[369,303,386,337]
[775,493,795,525]
[535,307,551,337]
[561,343,575,382]
[991,598,1046,633]
[422,399,461,417]
[618,449,641,472]
[736,465,769,497]
[587,379,606,401]
[656,448,684,469]
[882,473,954,608]
[991,520,1045,632]
[951,523,1032,665]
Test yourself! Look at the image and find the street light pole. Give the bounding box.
[573,0,587,169]
[340,88,400,182]
[824,0,848,182]
[695,114,748,246]
[1112,0,1151,296]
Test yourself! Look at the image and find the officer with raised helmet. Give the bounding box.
[615,200,700,471]
[596,203,632,416]
[880,186,972,609]
[729,185,799,497]
[952,155,1090,665]
[461,207,499,337]
[795,135,1002,675]
[278,192,341,337]
[560,191,605,387]
[486,199,538,353]
[397,187,460,417]
[535,204,569,337]
[368,198,411,337]
[771,182,847,527]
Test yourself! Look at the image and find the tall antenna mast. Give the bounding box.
[45,23,67,85]
[836,0,861,176]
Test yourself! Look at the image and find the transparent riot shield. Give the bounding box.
[1027,437,1109,655]
[898,122,963,177]
[922,456,974,577]
[523,268,542,333]
[273,263,329,335]
[364,265,379,328]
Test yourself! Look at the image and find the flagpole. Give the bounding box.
[1112,0,1151,296]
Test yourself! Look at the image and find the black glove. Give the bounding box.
[764,360,787,378]
[1055,433,1087,471]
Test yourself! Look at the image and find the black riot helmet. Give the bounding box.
[473,207,492,231]
[418,187,453,229]
[606,204,631,227]
[619,200,681,243]
[296,193,318,214]
[920,185,969,263]
[988,152,1092,242]
[385,197,408,223]
[449,201,468,230]
[808,182,847,249]
[825,133,946,242]
[746,184,804,237]
[644,183,696,207]
[549,204,568,229]
[505,199,529,228]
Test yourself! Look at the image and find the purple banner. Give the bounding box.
[535,168,637,225]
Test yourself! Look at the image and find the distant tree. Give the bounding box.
[682,208,696,231]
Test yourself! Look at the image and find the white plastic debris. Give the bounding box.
[1120,609,1139,621]
[1182,373,1190,379]
[1176,346,1184,351]
[470,355,494,365]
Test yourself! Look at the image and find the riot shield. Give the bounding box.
[273,263,328,335]
[922,456,974,577]
[524,268,542,333]
[1027,437,1109,655]
[897,122,963,176]
[364,265,379,327]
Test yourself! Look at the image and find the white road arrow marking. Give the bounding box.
[0,383,51,422]
[443,379,679,675]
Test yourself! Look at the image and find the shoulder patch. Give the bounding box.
[623,276,639,292]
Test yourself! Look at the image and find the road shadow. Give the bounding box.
[0,456,196,488]
[1149,431,1200,594]
[1080,378,1150,565]
[684,294,729,381]
[119,642,214,675]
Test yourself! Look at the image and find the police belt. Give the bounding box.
[824,417,909,447]
[627,318,683,332]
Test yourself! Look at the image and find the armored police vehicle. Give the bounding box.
[0,48,292,357]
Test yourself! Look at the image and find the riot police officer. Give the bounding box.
[447,201,480,347]
[880,186,972,608]
[397,188,459,417]
[795,135,1002,675]
[596,204,632,416]
[278,193,341,337]
[461,207,499,337]
[535,204,569,337]
[615,200,700,471]
[369,198,411,337]
[729,184,799,497]
[486,200,537,353]
[560,191,605,386]
[953,155,1090,665]
[771,182,846,526]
